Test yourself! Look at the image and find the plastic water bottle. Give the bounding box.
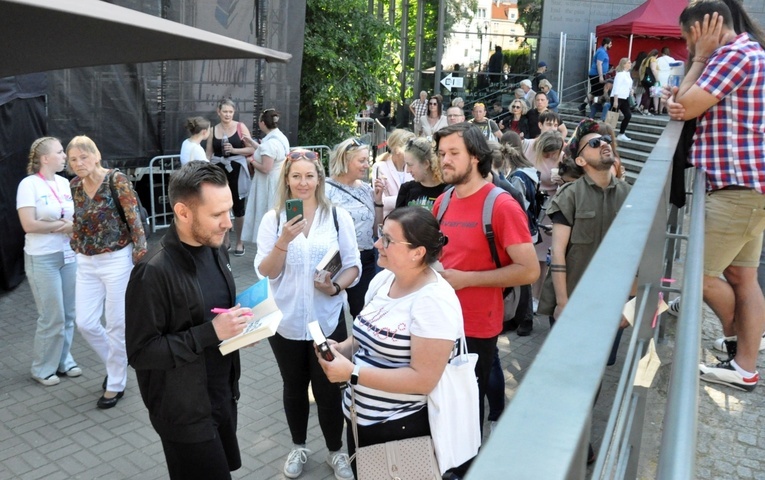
[668,61,684,88]
[222,134,230,157]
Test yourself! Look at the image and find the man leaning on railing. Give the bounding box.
[668,0,765,392]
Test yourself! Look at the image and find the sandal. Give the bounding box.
[233,247,245,257]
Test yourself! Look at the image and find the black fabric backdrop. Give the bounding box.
[0,96,47,290]
[0,0,304,290]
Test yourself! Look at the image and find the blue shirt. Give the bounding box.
[589,46,610,76]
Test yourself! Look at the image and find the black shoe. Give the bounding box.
[502,319,519,333]
[102,376,108,391]
[517,321,533,336]
[97,391,124,409]
[587,443,596,465]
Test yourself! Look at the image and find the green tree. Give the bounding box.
[517,0,542,35]
[299,0,399,146]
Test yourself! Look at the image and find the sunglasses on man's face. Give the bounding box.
[576,135,612,158]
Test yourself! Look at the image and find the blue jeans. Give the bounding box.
[589,102,612,121]
[486,346,505,421]
[25,251,78,378]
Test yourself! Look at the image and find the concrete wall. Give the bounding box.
[538,0,765,103]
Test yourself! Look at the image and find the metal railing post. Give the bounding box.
[656,168,705,480]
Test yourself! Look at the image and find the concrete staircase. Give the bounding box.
[558,103,670,183]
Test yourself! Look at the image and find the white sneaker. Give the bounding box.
[617,134,632,142]
[326,451,354,480]
[713,334,765,352]
[489,420,498,436]
[57,366,82,377]
[283,446,310,478]
[32,374,60,386]
[699,360,759,392]
[666,296,680,317]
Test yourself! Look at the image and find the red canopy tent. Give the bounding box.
[596,0,690,64]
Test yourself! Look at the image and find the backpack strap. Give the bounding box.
[482,186,506,269]
[435,186,455,225]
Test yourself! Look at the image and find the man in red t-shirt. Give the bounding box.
[432,123,539,448]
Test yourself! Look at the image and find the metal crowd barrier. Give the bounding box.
[147,154,181,233]
[355,117,388,160]
[467,120,700,479]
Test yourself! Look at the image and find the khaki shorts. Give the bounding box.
[704,189,765,277]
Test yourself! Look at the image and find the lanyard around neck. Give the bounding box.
[37,173,65,218]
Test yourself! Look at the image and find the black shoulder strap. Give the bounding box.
[108,169,128,226]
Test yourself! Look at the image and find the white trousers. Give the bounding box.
[75,245,133,392]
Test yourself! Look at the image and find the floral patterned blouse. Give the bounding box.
[70,169,147,262]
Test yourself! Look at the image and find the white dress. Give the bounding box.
[241,128,290,243]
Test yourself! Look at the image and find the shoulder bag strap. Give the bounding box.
[326,179,374,215]
[108,169,128,227]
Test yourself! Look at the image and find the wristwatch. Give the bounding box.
[350,365,361,385]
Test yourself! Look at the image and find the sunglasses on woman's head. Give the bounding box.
[406,139,431,155]
[288,151,319,161]
[262,108,276,115]
[349,138,366,149]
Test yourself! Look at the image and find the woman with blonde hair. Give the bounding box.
[610,57,634,142]
[205,98,255,256]
[530,131,565,312]
[502,99,530,138]
[17,137,80,386]
[326,138,384,318]
[255,150,361,480]
[67,135,147,408]
[395,137,446,210]
[371,128,415,218]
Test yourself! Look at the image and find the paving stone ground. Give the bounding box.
[0,234,763,479]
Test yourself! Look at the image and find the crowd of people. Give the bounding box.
[13,0,765,478]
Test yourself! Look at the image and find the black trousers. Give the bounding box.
[269,313,347,451]
[615,98,632,135]
[346,249,376,318]
[160,396,241,480]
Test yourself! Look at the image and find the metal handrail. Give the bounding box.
[467,120,687,479]
[656,168,705,480]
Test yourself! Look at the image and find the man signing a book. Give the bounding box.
[125,161,252,479]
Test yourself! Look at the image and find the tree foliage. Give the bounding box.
[299,0,399,147]
[517,0,542,35]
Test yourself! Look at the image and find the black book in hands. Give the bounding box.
[314,248,342,283]
[218,277,283,355]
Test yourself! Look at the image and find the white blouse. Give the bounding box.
[254,206,361,340]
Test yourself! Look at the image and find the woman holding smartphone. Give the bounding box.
[254,150,360,480]
[326,138,384,318]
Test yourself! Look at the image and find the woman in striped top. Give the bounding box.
[318,206,462,472]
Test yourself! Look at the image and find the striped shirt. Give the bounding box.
[692,33,765,193]
[343,269,462,426]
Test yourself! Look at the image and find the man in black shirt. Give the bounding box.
[126,161,251,479]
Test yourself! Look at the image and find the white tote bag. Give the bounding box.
[427,335,481,474]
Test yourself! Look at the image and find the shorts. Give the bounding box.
[704,189,765,276]
[589,75,604,97]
